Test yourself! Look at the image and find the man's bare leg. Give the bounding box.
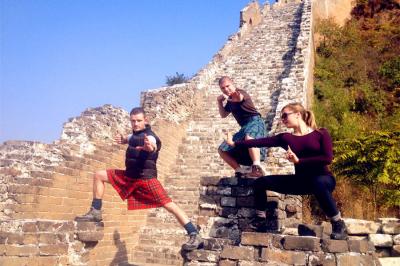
[218,148,240,170]
[75,170,109,222]
[246,135,266,177]
[245,135,260,163]
[93,170,109,199]
[163,202,203,251]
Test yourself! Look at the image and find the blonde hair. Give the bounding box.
[281,103,318,129]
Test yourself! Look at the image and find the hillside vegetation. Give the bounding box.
[310,0,400,220]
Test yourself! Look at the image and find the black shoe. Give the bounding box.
[182,233,204,251]
[75,207,102,222]
[235,171,244,179]
[330,219,348,240]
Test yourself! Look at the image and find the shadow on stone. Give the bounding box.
[110,230,138,266]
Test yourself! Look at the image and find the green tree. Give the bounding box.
[332,131,400,218]
[165,72,189,86]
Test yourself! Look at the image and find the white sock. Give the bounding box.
[330,212,341,222]
[235,167,243,173]
[253,160,261,166]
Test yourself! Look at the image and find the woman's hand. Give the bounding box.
[225,132,235,147]
[286,145,299,164]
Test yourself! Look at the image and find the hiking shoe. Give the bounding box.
[75,207,102,222]
[248,164,266,178]
[330,219,348,240]
[182,233,204,251]
[235,171,244,179]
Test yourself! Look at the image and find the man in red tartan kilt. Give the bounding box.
[75,107,203,251]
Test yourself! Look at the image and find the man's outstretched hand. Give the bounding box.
[135,134,155,152]
[114,132,127,144]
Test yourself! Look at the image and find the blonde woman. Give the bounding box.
[226,103,347,240]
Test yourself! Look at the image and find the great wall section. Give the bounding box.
[0,0,399,265]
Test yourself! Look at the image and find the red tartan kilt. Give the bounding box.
[107,169,172,210]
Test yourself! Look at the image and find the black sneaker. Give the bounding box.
[182,233,204,251]
[75,207,102,222]
[235,171,244,179]
[330,219,348,240]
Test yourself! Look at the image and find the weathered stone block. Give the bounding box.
[76,221,104,231]
[238,261,271,266]
[202,238,232,252]
[308,252,336,266]
[6,233,24,244]
[369,234,393,247]
[231,187,253,197]
[336,253,376,266]
[241,232,283,248]
[56,221,75,232]
[348,239,370,253]
[344,218,380,235]
[282,235,320,251]
[236,197,254,208]
[39,243,69,255]
[5,244,39,256]
[37,221,55,232]
[77,231,104,242]
[184,249,219,262]
[219,177,239,186]
[39,233,58,245]
[221,197,236,207]
[220,246,255,261]
[298,224,323,238]
[321,239,349,253]
[382,222,400,235]
[392,245,400,256]
[237,208,255,218]
[379,257,400,266]
[219,259,237,266]
[22,222,37,232]
[394,234,400,245]
[22,233,38,245]
[261,248,306,265]
[220,207,238,218]
[201,176,222,186]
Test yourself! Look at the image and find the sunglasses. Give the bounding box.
[281,112,295,120]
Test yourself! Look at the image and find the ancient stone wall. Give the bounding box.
[1,0,399,265]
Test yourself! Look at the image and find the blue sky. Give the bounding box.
[1,0,274,143]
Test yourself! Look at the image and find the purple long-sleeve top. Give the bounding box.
[235,128,333,176]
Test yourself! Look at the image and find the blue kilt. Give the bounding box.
[219,115,267,166]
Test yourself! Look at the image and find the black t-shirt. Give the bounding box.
[224,89,260,126]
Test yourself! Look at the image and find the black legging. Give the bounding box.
[253,174,339,218]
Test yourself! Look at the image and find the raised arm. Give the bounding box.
[217,95,230,118]
[114,132,129,144]
[234,134,285,149]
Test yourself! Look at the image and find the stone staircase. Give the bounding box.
[131,1,311,265]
